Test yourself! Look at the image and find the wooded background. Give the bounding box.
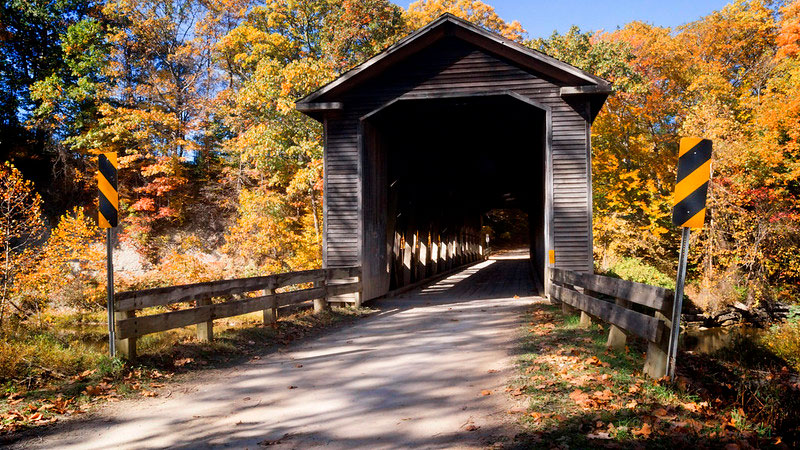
[1,0,799,326]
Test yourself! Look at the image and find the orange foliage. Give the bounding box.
[405,0,525,41]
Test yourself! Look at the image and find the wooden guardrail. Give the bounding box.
[549,268,674,379]
[113,266,361,359]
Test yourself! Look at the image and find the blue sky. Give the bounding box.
[400,0,731,39]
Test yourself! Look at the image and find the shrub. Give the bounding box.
[602,257,675,289]
[762,318,800,372]
[0,339,28,382]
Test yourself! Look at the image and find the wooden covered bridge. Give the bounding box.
[113,15,677,379]
[296,14,611,302]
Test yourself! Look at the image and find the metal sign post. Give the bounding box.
[106,228,115,357]
[666,137,712,379]
[98,152,119,357]
[666,227,690,378]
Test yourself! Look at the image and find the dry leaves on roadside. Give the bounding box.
[72,369,97,381]
[84,382,114,397]
[174,358,194,367]
[631,422,652,437]
[506,386,527,396]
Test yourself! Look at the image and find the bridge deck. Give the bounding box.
[13,254,541,449]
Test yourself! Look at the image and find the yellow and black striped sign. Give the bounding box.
[672,138,712,228]
[98,152,118,228]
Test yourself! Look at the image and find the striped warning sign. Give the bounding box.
[672,138,712,228]
[98,152,118,228]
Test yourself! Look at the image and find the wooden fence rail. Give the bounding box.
[549,268,674,378]
[113,266,361,359]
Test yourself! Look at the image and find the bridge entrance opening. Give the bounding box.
[361,93,548,299]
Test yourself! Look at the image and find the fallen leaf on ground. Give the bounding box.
[585,356,603,366]
[632,423,652,437]
[174,358,194,367]
[72,369,97,381]
[507,386,526,396]
[652,407,670,418]
[480,390,491,396]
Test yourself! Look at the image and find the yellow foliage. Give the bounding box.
[15,208,105,311]
[405,0,525,41]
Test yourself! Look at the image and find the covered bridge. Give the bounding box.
[296,14,611,303]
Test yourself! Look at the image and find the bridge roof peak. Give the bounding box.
[296,14,611,114]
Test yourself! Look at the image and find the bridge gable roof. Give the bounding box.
[296,14,611,116]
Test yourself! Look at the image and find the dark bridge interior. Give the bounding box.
[362,94,547,297]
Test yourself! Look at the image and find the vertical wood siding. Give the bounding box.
[323,37,592,275]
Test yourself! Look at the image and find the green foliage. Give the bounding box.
[527,26,644,93]
[602,257,676,290]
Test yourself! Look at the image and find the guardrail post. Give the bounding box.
[606,297,630,349]
[314,280,328,314]
[354,272,363,308]
[579,311,592,328]
[196,298,213,342]
[114,310,136,359]
[579,288,598,328]
[262,289,276,326]
[643,309,670,378]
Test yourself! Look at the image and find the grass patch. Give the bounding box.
[506,303,795,449]
[0,305,375,436]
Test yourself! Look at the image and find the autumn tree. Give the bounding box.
[0,162,45,330]
[216,0,404,272]
[1,0,99,217]
[405,0,525,40]
[15,208,105,311]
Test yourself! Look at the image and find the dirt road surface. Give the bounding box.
[10,257,539,449]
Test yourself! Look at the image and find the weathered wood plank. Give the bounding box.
[550,284,662,342]
[551,268,672,311]
[114,268,361,312]
[276,287,326,307]
[116,286,329,339]
[326,281,362,297]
